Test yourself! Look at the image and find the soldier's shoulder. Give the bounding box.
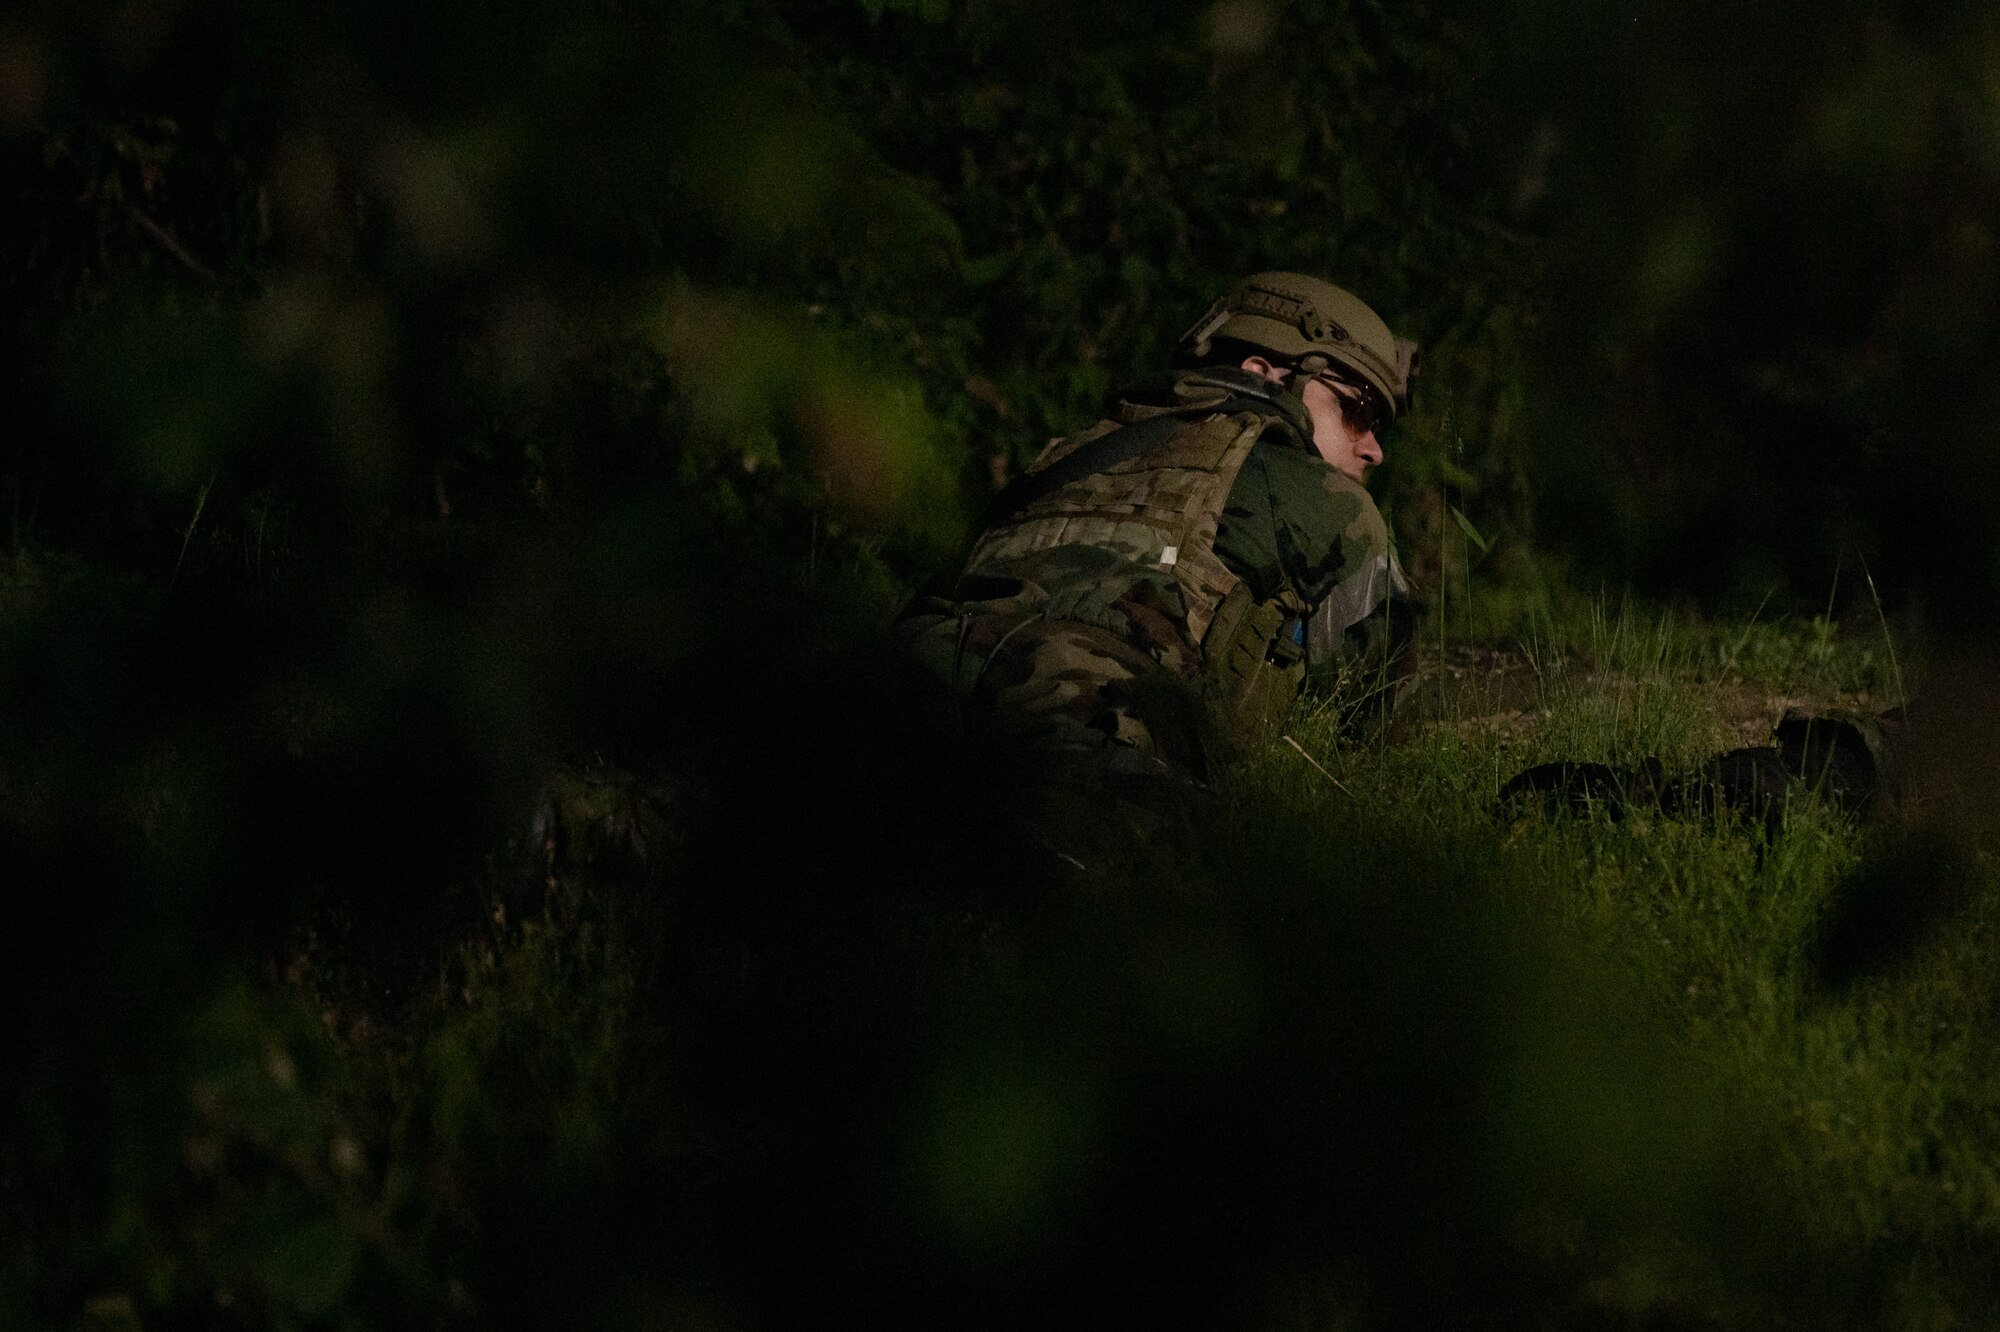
[1243,436,1327,482]
[1251,442,1380,522]
[1028,417,1122,471]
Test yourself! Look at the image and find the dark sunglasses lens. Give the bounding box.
[1327,378,1386,434]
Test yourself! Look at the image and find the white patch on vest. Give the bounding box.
[1160,545,1179,567]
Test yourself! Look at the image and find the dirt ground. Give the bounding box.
[1390,643,1887,751]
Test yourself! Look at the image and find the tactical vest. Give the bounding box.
[964,373,1316,717]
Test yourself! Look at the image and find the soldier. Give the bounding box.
[902,272,1417,859]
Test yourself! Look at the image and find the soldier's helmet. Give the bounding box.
[1175,271,1418,425]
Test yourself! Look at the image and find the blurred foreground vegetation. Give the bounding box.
[5,0,2000,1327]
[19,599,2000,1329]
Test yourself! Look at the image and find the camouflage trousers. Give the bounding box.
[897,607,1215,864]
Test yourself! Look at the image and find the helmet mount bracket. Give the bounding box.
[1287,351,1330,406]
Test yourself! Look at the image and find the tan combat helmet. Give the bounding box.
[1176,271,1418,424]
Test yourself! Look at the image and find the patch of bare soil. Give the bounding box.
[1391,644,1885,750]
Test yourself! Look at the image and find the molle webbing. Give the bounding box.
[983,394,1278,526]
[963,409,1263,646]
[982,412,1186,527]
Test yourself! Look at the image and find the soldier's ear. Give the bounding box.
[1239,355,1285,383]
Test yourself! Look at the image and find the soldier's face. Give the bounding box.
[1239,356,1383,483]
[1299,373,1384,483]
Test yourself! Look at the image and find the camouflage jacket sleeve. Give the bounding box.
[1216,441,1396,612]
[1305,547,1413,676]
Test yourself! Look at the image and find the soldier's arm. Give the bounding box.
[1298,471,1417,698]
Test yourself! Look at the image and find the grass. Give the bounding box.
[1249,597,1999,1325]
[11,591,1999,1328]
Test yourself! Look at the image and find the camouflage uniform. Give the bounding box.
[901,366,1407,847]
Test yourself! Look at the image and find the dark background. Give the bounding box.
[9,0,1999,612]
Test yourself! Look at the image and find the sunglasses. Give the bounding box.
[1311,370,1392,437]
